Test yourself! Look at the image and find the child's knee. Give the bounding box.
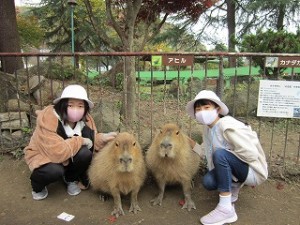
[212,149,227,164]
[202,173,217,190]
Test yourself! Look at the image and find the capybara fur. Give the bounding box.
[146,123,200,211]
[88,132,146,217]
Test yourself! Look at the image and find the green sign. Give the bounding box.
[152,56,162,66]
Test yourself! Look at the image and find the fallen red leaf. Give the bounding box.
[179,199,185,206]
[276,182,285,190]
[108,215,117,223]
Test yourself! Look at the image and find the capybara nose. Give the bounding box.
[120,157,133,164]
[160,141,172,149]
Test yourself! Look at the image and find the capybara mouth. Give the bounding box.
[159,149,175,158]
[120,165,133,172]
[159,141,174,157]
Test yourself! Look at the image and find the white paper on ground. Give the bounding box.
[57,212,75,222]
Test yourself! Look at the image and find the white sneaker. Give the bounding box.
[200,204,238,225]
[66,181,81,196]
[32,187,48,200]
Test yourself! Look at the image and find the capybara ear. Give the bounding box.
[177,123,183,129]
[156,125,163,133]
[156,127,162,134]
[127,129,137,137]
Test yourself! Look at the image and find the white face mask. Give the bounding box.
[195,109,218,125]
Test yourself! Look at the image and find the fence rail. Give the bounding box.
[0,51,299,180]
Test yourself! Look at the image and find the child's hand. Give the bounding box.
[82,137,93,149]
[187,137,196,149]
[102,132,118,142]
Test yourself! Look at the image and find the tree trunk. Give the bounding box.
[122,55,136,129]
[0,0,23,73]
[121,17,137,128]
[103,0,141,129]
[276,5,285,31]
[226,0,236,67]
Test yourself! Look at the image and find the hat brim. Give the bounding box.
[186,98,229,118]
[53,97,94,109]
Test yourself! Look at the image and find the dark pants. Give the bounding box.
[202,148,249,193]
[30,146,92,192]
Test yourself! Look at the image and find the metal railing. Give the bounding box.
[0,51,299,179]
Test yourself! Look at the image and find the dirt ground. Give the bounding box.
[0,154,299,225]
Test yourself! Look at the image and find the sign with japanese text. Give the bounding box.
[162,55,194,66]
[278,57,300,67]
[265,56,300,68]
[257,80,300,118]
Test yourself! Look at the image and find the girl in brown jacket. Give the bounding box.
[24,85,117,200]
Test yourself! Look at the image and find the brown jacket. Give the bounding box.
[24,105,106,171]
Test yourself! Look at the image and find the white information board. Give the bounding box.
[257,80,300,118]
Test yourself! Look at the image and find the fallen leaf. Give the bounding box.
[276,182,285,190]
[108,215,117,223]
[179,199,185,206]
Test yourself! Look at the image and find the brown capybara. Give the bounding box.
[88,132,146,217]
[145,123,200,211]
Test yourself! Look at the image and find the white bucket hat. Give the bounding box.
[53,84,94,108]
[186,90,229,118]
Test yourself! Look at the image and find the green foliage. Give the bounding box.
[212,43,227,52]
[21,127,32,134]
[206,62,219,70]
[29,0,217,53]
[50,64,77,80]
[138,85,169,102]
[27,61,87,82]
[241,29,300,53]
[17,12,44,50]
[31,0,108,52]
[150,24,206,52]
[247,0,300,29]
[11,148,24,159]
[224,81,260,117]
[240,29,300,78]
[97,72,123,91]
[114,73,124,91]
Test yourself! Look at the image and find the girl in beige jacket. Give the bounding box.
[24,85,117,200]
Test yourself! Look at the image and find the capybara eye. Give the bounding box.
[176,131,180,135]
[115,142,119,147]
[133,142,136,146]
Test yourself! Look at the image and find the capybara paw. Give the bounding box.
[129,203,142,214]
[99,193,110,202]
[111,207,125,218]
[150,197,162,206]
[181,199,196,211]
